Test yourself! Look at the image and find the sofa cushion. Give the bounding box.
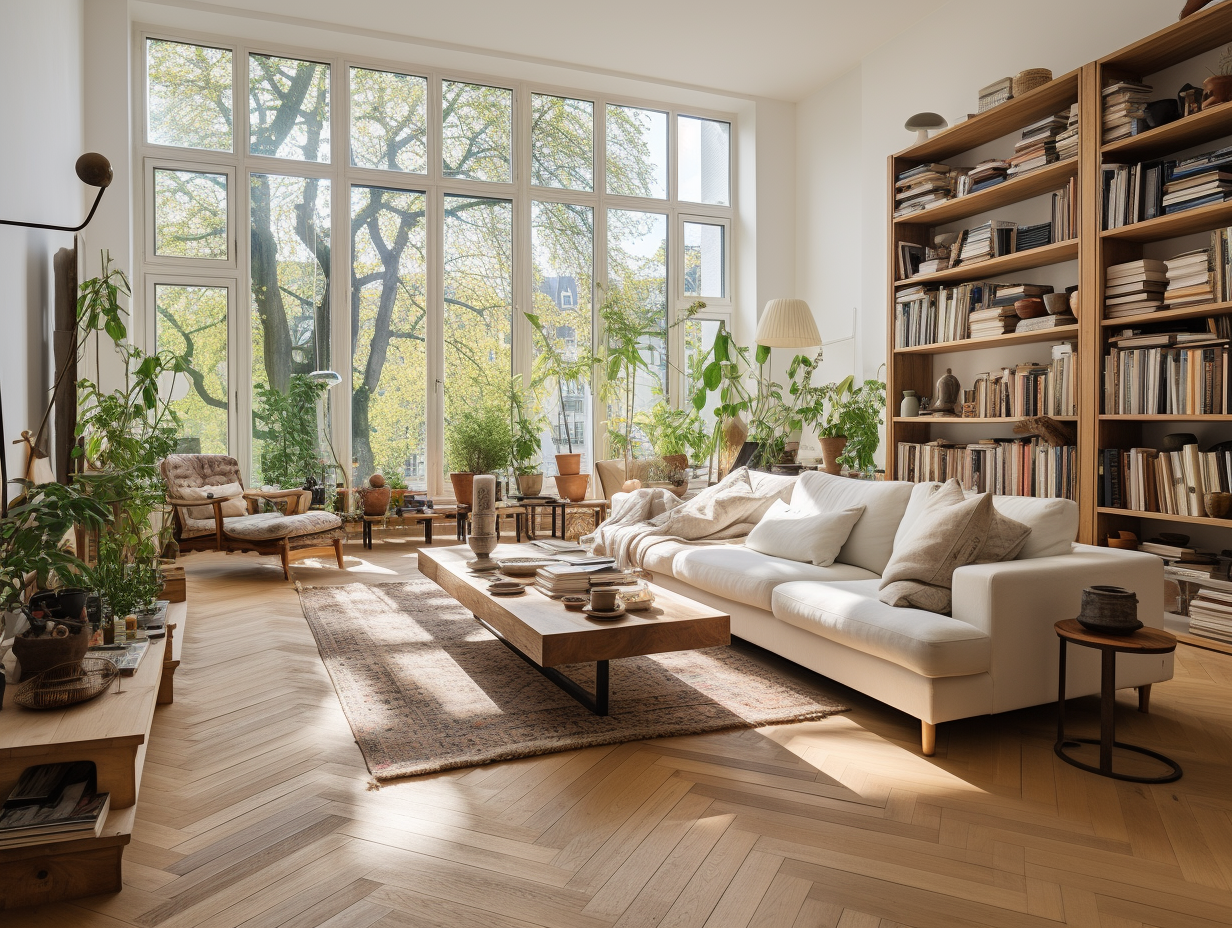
[896,481,1077,560]
[746,499,865,566]
[772,579,991,678]
[789,471,913,575]
[640,539,694,577]
[179,482,246,520]
[747,470,797,503]
[672,544,878,612]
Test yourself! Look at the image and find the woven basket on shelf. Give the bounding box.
[1012,69,1053,96]
[11,624,90,681]
[12,657,119,710]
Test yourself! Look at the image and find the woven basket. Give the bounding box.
[11,624,90,681]
[12,657,118,710]
[1012,69,1053,96]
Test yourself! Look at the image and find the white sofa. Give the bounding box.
[637,470,1172,755]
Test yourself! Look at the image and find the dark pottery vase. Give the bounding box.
[1076,585,1142,635]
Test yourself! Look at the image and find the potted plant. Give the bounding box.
[525,311,595,478]
[597,285,664,491]
[445,403,511,506]
[812,373,888,475]
[253,374,332,489]
[358,474,392,516]
[510,380,546,497]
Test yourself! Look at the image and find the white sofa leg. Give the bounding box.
[921,721,936,756]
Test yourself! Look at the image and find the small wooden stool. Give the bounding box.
[1054,619,1181,783]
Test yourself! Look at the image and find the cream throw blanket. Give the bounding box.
[586,467,785,568]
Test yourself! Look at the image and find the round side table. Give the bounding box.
[1054,619,1181,783]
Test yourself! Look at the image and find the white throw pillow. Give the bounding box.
[180,482,246,521]
[746,499,866,567]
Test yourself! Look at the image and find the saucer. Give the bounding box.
[583,603,626,620]
[489,587,526,596]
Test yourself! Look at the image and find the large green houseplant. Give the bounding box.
[445,403,511,504]
[509,380,547,497]
[253,373,332,489]
[812,373,888,474]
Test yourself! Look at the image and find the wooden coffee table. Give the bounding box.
[417,544,730,715]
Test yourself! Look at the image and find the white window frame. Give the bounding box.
[132,25,737,495]
[143,158,238,272]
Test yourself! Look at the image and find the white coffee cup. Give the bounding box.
[589,588,619,611]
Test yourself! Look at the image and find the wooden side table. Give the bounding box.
[1054,619,1181,783]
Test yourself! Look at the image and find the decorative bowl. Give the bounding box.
[1014,298,1046,319]
[561,595,588,610]
[1043,292,1069,315]
[1205,492,1232,519]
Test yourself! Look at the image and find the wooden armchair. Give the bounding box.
[161,454,346,580]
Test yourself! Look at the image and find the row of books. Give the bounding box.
[1103,331,1231,415]
[0,762,110,849]
[1102,80,1152,143]
[1053,178,1077,242]
[895,438,1077,499]
[894,281,1065,347]
[962,344,1077,418]
[1100,444,1232,517]
[1102,142,1232,228]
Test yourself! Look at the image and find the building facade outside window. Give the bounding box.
[137,33,734,496]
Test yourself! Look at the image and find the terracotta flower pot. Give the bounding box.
[449,472,475,507]
[554,453,582,476]
[555,473,590,502]
[819,436,848,475]
[516,473,544,496]
[1203,74,1232,109]
[361,486,391,516]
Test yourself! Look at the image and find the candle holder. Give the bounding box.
[468,476,500,571]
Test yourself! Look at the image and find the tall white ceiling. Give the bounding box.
[153,0,954,101]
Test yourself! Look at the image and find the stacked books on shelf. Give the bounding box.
[895,437,1076,499]
[1103,145,1232,228]
[953,219,1017,266]
[1015,221,1052,252]
[1008,112,1068,177]
[1102,80,1152,142]
[894,163,955,217]
[1052,177,1077,241]
[967,160,1009,193]
[963,343,1077,417]
[978,76,1013,113]
[1165,248,1216,308]
[1100,443,1231,516]
[1188,586,1232,645]
[533,558,636,597]
[894,281,1062,347]
[974,282,1054,338]
[1103,319,1232,414]
[1104,258,1167,318]
[0,762,110,850]
[1056,103,1079,162]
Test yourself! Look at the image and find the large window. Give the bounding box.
[138,35,734,495]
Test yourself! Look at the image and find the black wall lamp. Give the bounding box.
[0,152,113,232]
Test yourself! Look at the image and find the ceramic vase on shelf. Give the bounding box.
[900,390,920,418]
[468,474,499,571]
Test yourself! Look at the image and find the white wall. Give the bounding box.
[0,0,84,504]
[796,0,1184,385]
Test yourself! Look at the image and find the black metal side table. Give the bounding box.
[1054,619,1181,783]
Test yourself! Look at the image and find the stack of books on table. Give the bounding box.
[894,163,954,217]
[1056,104,1079,161]
[1008,113,1068,177]
[966,160,1009,193]
[953,220,1016,266]
[1015,221,1052,252]
[0,762,110,850]
[1189,587,1232,644]
[1164,248,1215,308]
[1104,258,1167,318]
[1102,80,1152,142]
[534,559,636,597]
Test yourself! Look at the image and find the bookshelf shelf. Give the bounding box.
[1100,300,1232,327]
[1101,100,1232,163]
[894,325,1079,355]
[1099,1,1232,75]
[896,239,1079,286]
[896,71,1081,164]
[1099,414,1232,422]
[892,416,1077,425]
[894,159,1078,227]
[1098,507,1232,530]
[1101,199,1232,243]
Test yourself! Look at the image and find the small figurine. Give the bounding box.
[932,369,961,416]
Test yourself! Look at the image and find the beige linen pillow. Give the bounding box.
[180,482,247,521]
[746,499,865,566]
[879,480,1028,613]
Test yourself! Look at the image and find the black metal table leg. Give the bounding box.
[472,614,610,715]
[362,519,373,549]
[424,517,432,545]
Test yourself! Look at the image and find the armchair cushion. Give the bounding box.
[220,510,343,542]
[179,482,246,520]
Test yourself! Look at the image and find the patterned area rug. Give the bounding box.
[297,579,847,780]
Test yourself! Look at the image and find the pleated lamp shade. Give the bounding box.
[755,299,822,348]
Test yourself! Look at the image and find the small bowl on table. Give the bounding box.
[561,595,588,611]
[1014,298,1046,319]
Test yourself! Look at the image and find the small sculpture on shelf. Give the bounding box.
[930,369,961,417]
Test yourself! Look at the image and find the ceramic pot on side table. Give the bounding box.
[819,436,847,476]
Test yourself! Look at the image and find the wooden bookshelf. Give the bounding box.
[893,416,1076,425]
[1101,100,1232,162]
[1100,414,1232,422]
[896,239,1078,287]
[1098,507,1232,530]
[1100,300,1232,326]
[894,158,1078,227]
[1101,198,1232,244]
[894,325,1079,355]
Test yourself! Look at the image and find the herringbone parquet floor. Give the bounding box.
[10,539,1232,928]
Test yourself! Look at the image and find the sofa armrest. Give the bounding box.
[951,544,1168,713]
